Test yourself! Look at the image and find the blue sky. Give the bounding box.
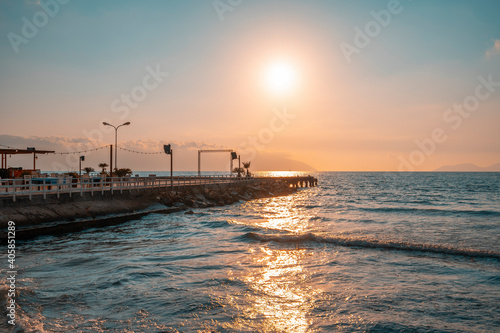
[1,0,499,171]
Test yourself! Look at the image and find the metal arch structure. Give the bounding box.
[198,149,235,176]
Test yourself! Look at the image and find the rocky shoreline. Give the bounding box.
[0,193,160,228]
[157,178,297,209]
[1,179,299,241]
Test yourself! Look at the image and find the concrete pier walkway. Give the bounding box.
[0,175,318,205]
[0,175,319,241]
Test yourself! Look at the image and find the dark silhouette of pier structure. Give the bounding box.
[255,175,318,188]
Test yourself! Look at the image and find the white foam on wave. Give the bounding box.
[244,231,500,260]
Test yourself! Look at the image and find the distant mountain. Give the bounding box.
[252,152,317,172]
[435,163,500,172]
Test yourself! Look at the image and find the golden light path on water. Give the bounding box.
[227,186,323,332]
[239,247,319,332]
[256,195,311,233]
[242,170,317,233]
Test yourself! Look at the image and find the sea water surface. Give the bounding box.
[3,172,500,332]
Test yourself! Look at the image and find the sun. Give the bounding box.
[264,61,297,95]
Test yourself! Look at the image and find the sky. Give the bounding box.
[0,0,499,172]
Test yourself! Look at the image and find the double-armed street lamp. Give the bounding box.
[103,122,130,176]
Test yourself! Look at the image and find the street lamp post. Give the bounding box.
[103,122,130,176]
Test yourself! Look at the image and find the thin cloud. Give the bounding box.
[0,135,230,155]
[486,39,500,58]
[0,135,314,171]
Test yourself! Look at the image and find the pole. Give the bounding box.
[238,155,241,177]
[79,157,82,178]
[33,153,36,170]
[170,149,173,190]
[110,144,113,177]
[198,151,201,176]
[114,128,118,173]
[103,122,130,176]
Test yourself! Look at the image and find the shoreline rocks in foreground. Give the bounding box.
[0,179,300,241]
[157,179,297,209]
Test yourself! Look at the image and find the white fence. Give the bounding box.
[0,175,254,202]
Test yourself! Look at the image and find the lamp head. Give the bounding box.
[123,122,131,126]
[103,122,110,126]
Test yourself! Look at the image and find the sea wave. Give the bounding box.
[359,206,500,217]
[243,231,500,260]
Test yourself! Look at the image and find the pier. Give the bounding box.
[0,175,318,204]
[255,176,318,188]
[0,175,247,203]
[0,174,318,233]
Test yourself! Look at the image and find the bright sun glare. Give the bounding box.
[265,61,297,95]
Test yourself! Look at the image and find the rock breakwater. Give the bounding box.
[158,179,296,208]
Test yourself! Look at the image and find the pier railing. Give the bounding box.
[0,175,254,202]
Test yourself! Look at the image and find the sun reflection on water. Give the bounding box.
[241,192,317,233]
[227,190,322,332]
[232,246,319,333]
[254,171,310,178]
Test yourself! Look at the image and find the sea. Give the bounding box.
[2,172,499,332]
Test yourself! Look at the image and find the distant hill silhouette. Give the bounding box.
[435,163,500,172]
[251,152,317,172]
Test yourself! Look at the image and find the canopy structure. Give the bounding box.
[0,148,55,169]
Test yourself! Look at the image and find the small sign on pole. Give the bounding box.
[164,144,173,189]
